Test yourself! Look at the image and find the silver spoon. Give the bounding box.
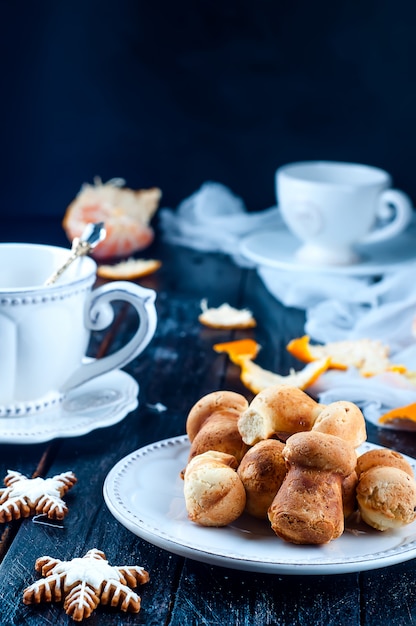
[44,222,107,286]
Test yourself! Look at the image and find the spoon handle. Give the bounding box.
[44,222,106,286]
[44,238,91,286]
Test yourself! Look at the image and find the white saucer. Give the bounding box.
[0,369,138,444]
[104,436,416,575]
[240,219,416,276]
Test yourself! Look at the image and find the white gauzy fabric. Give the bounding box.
[159,182,416,424]
[159,182,281,266]
[305,270,416,352]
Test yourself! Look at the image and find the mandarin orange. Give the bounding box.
[62,177,162,260]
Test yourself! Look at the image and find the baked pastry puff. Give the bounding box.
[237,439,286,519]
[312,400,367,448]
[237,385,366,449]
[268,431,357,544]
[183,451,246,527]
[356,448,416,531]
[238,385,322,445]
[185,390,249,465]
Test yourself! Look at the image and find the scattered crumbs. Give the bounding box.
[146,402,167,412]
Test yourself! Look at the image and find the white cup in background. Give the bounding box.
[275,161,413,265]
[0,243,157,416]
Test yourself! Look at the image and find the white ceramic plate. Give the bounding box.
[239,219,416,276]
[103,435,416,575]
[0,369,138,444]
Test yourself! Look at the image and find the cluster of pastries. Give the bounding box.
[182,386,416,544]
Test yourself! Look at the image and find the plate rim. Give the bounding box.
[103,435,416,575]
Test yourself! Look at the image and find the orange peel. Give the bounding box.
[213,338,260,363]
[97,258,161,280]
[198,300,256,330]
[63,177,162,260]
[287,335,406,377]
[213,339,330,394]
[379,402,416,428]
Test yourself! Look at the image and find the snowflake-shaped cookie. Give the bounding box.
[0,469,76,522]
[23,548,150,621]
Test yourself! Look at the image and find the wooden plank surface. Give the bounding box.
[0,218,416,625]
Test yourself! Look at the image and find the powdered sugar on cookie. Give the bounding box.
[0,470,77,522]
[23,548,149,621]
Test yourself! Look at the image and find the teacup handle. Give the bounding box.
[60,281,157,393]
[360,188,413,244]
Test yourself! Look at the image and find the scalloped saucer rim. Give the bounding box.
[0,369,138,444]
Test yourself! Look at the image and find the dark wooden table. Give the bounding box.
[1,217,416,625]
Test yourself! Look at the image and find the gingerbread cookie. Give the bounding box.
[23,548,150,621]
[0,470,77,522]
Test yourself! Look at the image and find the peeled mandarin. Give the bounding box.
[62,177,162,260]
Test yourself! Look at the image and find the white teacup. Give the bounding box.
[0,243,157,416]
[276,161,413,265]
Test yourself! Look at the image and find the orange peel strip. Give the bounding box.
[379,403,416,425]
[213,339,260,364]
[199,300,256,330]
[213,338,330,393]
[287,335,347,370]
[239,357,331,395]
[286,335,314,362]
[286,334,406,377]
[97,258,161,280]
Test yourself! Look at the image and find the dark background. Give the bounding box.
[1,0,416,218]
